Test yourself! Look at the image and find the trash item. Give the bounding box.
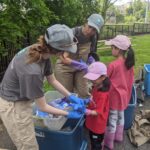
[33,91,68,130]
[33,108,67,130]
[33,91,83,130]
[128,110,150,146]
[48,97,72,110]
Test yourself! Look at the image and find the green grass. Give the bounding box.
[97,34,150,77]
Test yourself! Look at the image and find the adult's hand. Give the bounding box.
[71,59,88,72]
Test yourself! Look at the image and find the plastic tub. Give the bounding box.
[124,86,137,130]
[43,115,67,130]
[33,91,67,130]
[35,115,86,150]
[144,64,150,96]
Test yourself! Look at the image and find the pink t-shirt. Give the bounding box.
[107,58,134,110]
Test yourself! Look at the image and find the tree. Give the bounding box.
[126,0,146,23]
[0,0,53,50]
[45,0,100,27]
[99,0,119,21]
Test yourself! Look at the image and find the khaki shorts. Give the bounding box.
[0,97,39,150]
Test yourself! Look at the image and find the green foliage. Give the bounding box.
[124,15,136,24]
[0,0,53,52]
[0,0,106,54]
[45,0,101,27]
[125,0,146,23]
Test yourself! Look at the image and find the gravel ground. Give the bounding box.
[0,97,150,150]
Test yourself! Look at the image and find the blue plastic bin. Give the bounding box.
[35,115,87,150]
[144,64,150,96]
[124,86,137,130]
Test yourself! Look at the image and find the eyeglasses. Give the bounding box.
[60,36,78,48]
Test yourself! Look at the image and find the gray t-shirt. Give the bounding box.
[0,47,52,101]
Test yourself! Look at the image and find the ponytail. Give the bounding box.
[125,46,135,70]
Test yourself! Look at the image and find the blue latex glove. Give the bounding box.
[71,60,88,72]
[70,103,85,113]
[87,56,95,64]
[67,94,84,105]
[67,110,82,119]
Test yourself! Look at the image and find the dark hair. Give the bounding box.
[125,46,135,70]
[88,52,100,61]
[97,77,111,92]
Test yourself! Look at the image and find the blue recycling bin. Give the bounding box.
[144,64,150,96]
[35,115,87,150]
[124,86,137,130]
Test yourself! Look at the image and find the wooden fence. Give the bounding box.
[100,23,150,39]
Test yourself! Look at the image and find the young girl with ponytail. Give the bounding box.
[104,35,135,150]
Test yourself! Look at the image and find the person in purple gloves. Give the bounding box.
[55,14,104,98]
[0,24,85,150]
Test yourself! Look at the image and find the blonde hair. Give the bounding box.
[26,36,50,64]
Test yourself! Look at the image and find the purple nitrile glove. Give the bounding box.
[87,56,95,64]
[67,110,82,119]
[70,103,86,113]
[71,60,88,72]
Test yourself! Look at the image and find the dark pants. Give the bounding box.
[89,130,104,150]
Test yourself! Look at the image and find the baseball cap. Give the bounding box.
[45,24,77,53]
[105,35,131,50]
[84,62,107,80]
[87,14,104,33]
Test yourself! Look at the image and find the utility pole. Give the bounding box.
[145,0,149,23]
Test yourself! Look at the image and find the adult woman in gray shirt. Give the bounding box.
[0,24,84,150]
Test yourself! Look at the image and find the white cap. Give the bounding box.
[87,14,104,33]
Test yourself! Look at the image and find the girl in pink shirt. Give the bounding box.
[103,35,135,150]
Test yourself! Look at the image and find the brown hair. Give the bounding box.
[26,36,50,64]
